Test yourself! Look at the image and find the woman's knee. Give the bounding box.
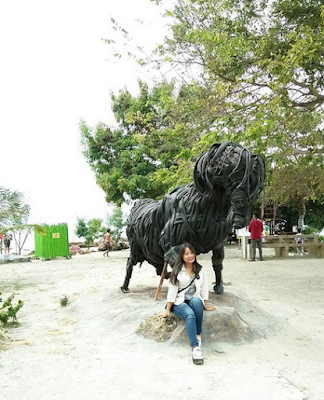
[190,297,203,309]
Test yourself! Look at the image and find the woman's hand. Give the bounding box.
[160,302,174,319]
[204,303,216,311]
[160,309,171,319]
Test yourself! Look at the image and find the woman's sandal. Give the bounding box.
[192,346,204,365]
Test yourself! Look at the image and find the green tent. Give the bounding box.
[35,223,70,260]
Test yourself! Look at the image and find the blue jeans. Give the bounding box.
[172,297,204,348]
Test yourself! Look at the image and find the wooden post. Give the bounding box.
[155,261,168,300]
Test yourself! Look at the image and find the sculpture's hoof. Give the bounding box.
[120,287,130,294]
[214,284,224,295]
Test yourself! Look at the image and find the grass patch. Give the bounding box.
[0,282,36,292]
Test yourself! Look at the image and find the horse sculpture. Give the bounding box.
[121,142,265,294]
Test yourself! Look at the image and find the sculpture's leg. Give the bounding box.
[155,261,168,300]
[212,247,224,295]
[120,257,134,293]
[156,263,171,280]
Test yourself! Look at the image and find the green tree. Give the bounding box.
[87,0,324,231]
[10,207,34,256]
[267,164,324,228]
[0,187,28,228]
[0,187,44,255]
[158,0,324,218]
[80,80,197,203]
[75,217,106,248]
[304,200,324,231]
[108,0,324,218]
[107,206,127,243]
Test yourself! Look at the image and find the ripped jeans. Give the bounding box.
[172,297,204,348]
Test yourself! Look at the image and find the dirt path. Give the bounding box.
[1,247,323,400]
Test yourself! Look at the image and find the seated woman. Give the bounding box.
[161,242,216,364]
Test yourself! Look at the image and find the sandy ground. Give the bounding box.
[1,246,323,400]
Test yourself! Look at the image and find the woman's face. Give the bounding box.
[183,247,196,264]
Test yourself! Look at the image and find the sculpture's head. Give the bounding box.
[193,142,265,228]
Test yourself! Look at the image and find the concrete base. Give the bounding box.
[137,290,280,345]
[0,254,31,264]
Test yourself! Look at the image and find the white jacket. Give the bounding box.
[167,265,209,306]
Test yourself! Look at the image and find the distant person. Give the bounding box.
[295,228,304,256]
[4,234,12,255]
[248,213,264,261]
[227,229,237,245]
[103,229,112,257]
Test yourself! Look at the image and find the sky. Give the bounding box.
[0,0,169,244]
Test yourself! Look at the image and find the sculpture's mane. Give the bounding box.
[193,142,264,205]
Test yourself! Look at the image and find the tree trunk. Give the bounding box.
[298,201,306,231]
[272,201,278,234]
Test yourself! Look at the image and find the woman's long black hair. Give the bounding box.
[169,243,202,285]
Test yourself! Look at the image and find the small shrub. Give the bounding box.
[60,295,69,307]
[303,226,320,234]
[0,293,24,325]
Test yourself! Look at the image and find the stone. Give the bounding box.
[137,312,180,342]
